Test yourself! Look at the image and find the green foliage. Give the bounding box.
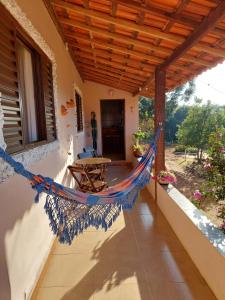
[202,128,225,201]
[174,145,186,152]
[139,81,195,144]
[177,100,224,161]
[139,97,154,142]
[132,129,145,145]
[186,146,198,154]
[165,81,195,143]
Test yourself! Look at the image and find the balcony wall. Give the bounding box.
[83,81,139,161]
[0,0,84,299]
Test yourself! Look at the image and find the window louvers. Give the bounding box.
[75,92,83,132]
[41,56,57,141]
[0,14,24,154]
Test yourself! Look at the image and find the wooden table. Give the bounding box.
[75,157,111,166]
[73,157,111,192]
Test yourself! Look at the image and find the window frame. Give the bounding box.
[0,4,57,154]
[75,91,83,133]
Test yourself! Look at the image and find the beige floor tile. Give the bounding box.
[36,286,94,300]
[34,167,216,300]
[93,282,153,300]
[40,253,96,287]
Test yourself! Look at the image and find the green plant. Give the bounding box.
[203,129,225,202]
[186,146,198,154]
[192,128,225,232]
[177,100,224,162]
[132,129,145,145]
[174,144,186,152]
[132,144,144,152]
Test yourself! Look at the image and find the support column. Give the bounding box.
[154,67,166,175]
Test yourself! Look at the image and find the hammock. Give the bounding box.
[0,128,161,244]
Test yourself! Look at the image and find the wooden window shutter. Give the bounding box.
[41,55,57,141]
[0,9,24,154]
[75,92,83,132]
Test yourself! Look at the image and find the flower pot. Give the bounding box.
[133,149,143,157]
[158,178,170,185]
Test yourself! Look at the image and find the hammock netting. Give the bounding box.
[0,128,161,244]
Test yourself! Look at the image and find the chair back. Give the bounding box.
[83,146,97,157]
[67,165,84,188]
[77,151,93,159]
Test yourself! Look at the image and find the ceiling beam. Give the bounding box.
[135,1,225,95]
[53,0,225,59]
[75,60,147,81]
[73,50,152,76]
[66,32,163,64]
[60,18,215,67]
[71,43,155,71]
[115,0,225,39]
[160,1,225,70]
[52,0,184,43]
[80,66,143,85]
[84,77,133,93]
[82,72,137,89]
[81,70,136,90]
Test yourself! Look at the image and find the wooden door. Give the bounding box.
[101,100,125,160]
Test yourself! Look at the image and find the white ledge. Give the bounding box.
[147,180,225,300]
[167,185,225,257]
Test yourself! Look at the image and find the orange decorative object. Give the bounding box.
[61,105,68,116]
[66,99,75,109]
[66,124,71,128]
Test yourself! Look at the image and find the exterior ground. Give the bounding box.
[165,146,224,228]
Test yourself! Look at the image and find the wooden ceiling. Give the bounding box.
[44,0,225,97]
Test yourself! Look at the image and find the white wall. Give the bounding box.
[83,81,139,161]
[0,1,85,299]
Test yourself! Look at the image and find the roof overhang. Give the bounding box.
[44,0,225,97]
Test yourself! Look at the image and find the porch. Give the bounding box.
[0,0,225,300]
[32,166,215,300]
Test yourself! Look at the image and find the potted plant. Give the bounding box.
[132,144,144,157]
[157,170,177,185]
[132,130,145,157]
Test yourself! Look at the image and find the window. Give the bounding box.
[0,4,56,154]
[75,91,83,132]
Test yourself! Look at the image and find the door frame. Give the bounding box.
[100,99,125,160]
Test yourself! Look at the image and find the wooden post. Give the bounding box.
[154,67,166,201]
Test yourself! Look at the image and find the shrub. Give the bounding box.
[174,144,186,153]
[186,146,198,154]
[192,128,225,232]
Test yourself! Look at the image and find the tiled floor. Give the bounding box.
[33,166,216,300]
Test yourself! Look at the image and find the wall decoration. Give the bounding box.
[61,105,68,116]
[66,99,75,109]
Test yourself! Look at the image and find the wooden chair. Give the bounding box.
[77,152,103,180]
[68,165,107,193]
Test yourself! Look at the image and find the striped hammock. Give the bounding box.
[0,128,161,244]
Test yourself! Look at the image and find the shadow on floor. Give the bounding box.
[58,181,215,299]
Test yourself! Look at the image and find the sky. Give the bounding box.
[194,61,225,105]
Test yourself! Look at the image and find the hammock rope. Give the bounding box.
[0,127,161,244]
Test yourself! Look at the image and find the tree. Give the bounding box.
[177,99,225,161]
[139,80,196,143]
[139,96,154,142]
[165,80,195,143]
